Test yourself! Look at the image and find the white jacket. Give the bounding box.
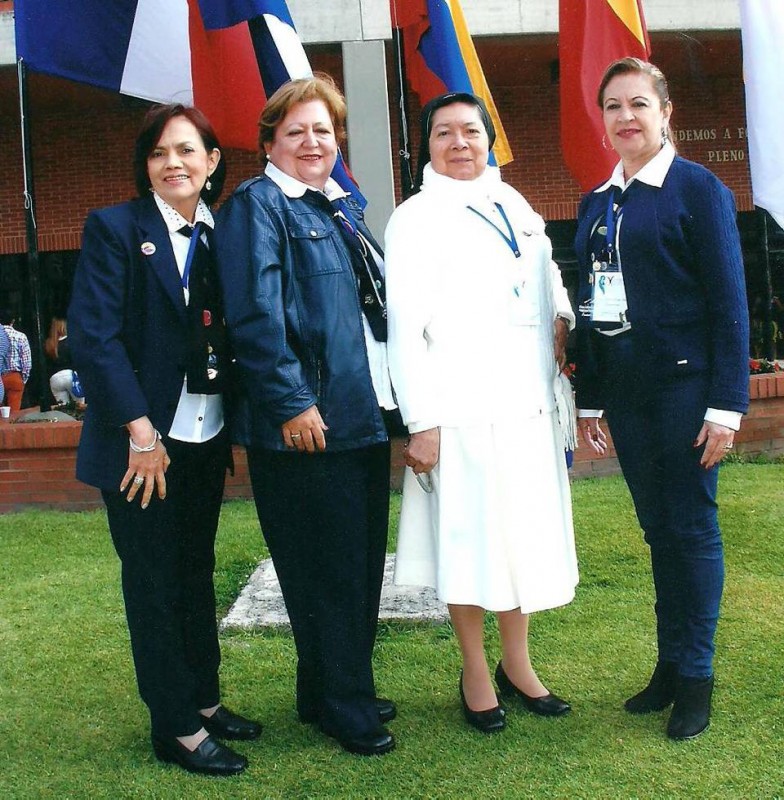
[385,165,574,432]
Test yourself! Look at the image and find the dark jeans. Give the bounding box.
[247,442,390,738]
[102,431,227,737]
[598,333,724,678]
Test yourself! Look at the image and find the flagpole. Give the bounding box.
[17,57,49,412]
[757,206,775,360]
[390,3,415,200]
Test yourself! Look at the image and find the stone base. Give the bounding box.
[221,554,448,629]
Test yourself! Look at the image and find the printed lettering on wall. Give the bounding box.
[673,126,748,164]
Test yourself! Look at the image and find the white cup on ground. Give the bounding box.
[0,406,11,418]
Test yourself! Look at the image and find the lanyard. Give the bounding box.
[604,188,621,260]
[180,222,203,290]
[466,203,521,258]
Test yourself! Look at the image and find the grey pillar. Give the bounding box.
[341,40,396,242]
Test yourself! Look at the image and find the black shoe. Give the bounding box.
[325,726,396,756]
[459,672,506,733]
[299,698,396,725]
[494,662,571,717]
[151,734,248,776]
[376,697,397,724]
[624,661,679,714]
[667,675,714,740]
[201,706,263,741]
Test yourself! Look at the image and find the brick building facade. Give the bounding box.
[0,18,782,405]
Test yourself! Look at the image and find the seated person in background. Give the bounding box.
[45,318,86,408]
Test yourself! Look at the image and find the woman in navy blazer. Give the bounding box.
[68,104,260,775]
[573,59,749,741]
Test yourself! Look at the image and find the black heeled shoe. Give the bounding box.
[151,734,247,776]
[667,675,714,740]
[624,661,678,714]
[494,662,571,717]
[459,672,506,733]
[200,705,263,740]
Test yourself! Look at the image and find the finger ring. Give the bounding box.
[133,476,144,485]
[723,443,733,450]
[291,433,301,439]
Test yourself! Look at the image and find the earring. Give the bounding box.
[205,176,212,191]
[661,127,669,145]
[601,134,609,151]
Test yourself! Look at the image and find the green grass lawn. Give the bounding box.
[1,464,782,799]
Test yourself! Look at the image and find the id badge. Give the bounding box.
[590,265,628,324]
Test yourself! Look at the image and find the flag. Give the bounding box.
[391,0,512,167]
[14,0,365,201]
[559,0,650,191]
[740,0,784,231]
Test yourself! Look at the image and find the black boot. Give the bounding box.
[624,661,679,714]
[666,675,714,740]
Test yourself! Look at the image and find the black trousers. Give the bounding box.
[102,432,227,738]
[247,442,390,739]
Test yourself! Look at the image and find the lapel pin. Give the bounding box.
[141,241,156,256]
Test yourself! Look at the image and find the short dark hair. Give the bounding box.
[258,73,347,154]
[133,103,226,204]
[0,308,16,325]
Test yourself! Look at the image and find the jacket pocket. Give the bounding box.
[289,222,343,278]
[656,320,709,377]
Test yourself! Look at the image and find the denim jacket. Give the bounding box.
[215,175,388,451]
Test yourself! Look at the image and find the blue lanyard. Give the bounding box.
[466,203,521,258]
[604,188,621,260]
[180,222,202,290]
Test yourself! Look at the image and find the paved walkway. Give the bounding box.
[221,554,448,629]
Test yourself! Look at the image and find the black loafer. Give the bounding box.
[495,662,571,717]
[201,706,262,741]
[325,726,396,756]
[151,734,247,776]
[459,672,506,733]
[300,698,396,725]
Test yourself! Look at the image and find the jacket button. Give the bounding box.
[310,230,318,237]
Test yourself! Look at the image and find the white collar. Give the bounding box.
[264,160,347,202]
[420,162,503,203]
[595,142,676,193]
[153,193,214,233]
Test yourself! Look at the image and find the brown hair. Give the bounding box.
[44,318,67,361]
[258,73,347,154]
[133,103,225,204]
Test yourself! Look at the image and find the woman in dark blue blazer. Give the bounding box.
[573,59,749,741]
[68,104,260,775]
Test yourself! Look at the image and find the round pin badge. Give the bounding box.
[141,241,156,256]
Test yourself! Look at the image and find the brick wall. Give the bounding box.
[4,374,781,512]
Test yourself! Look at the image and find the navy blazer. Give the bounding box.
[573,157,750,414]
[69,196,227,491]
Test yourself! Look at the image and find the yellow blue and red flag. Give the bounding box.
[391,0,512,167]
[559,0,651,191]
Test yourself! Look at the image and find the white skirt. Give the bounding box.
[394,411,578,613]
